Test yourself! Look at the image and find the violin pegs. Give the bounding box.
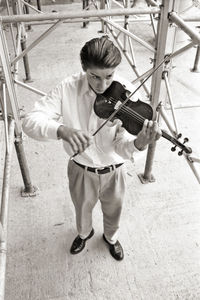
[178,150,184,156]
[177,133,182,139]
[183,137,189,143]
[171,146,177,152]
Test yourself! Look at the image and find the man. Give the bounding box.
[23,36,161,261]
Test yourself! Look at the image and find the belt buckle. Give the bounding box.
[94,164,116,174]
[95,166,106,174]
[94,168,103,174]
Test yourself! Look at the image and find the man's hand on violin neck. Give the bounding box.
[57,125,93,153]
[134,119,162,151]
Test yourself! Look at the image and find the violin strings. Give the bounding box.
[108,97,146,125]
[110,99,144,124]
[108,96,145,123]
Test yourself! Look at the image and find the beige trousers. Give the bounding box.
[67,160,126,244]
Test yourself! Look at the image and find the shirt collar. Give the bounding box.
[81,72,96,97]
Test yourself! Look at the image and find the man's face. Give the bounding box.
[85,66,115,94]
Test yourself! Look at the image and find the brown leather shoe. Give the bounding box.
[70,229,94,254]
[103,234,124,261]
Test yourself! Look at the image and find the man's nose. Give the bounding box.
[98,79,108,90]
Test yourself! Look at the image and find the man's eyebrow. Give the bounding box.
[90,72,114,77]
[90,72,99,76]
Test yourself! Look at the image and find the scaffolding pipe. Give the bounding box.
[105,18,156,52]
[11,20,63,65]
[181,15,200,22]
[24,16,153,26]
[163,71,179,133]
[159,104,177,137]
[191,45,200,72]
[20,37,32,81]
[185,155,200,184]
[169,41,194,59]
[82,0,89,28]
[132,67,153,84]
[0,118,15,300]
[0,7,161,24]
[146,0,160,6]
[0,25,21,135]
[23,0,32,31]
[112,0,124,8]
[36,0,42,11]
[165,103,200,109]
[123,0,130,52]
[2,84,9,152]
[0,224,4,245]
[11,0,17,15]
[14,135,36,196]
[14,79,47,96]
[142,143,157,182]
[15,23,22,58]
[142,0,171,183]
[5,0,17,55]
[169,12,200,45]
[21,0,44,14]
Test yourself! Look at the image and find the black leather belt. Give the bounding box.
[73,160,123,175]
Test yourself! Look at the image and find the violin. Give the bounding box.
[94,81,192,155]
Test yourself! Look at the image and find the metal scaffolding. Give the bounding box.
[0,0,200,298]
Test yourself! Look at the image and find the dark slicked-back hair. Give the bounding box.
[80,36,122,71]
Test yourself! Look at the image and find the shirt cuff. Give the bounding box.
[47,120,62,140]
[128,139,147,162]
[127,139,140,153]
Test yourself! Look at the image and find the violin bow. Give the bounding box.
[92,54,171,136]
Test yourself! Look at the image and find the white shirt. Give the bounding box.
[23,71,141,167]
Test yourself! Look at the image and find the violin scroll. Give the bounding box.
[170,134,192,155]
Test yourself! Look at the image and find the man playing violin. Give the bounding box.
[23,36,161,261]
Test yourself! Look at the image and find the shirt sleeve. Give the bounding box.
[22,83,63,141]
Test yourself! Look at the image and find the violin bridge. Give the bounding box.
[114,100,121,110]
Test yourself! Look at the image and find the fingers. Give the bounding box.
[148,121,157,138]
[154,123,162,140]
[106,119,123,128]
[113,119,123,127]
[58,126,92,153]
[69,131,92,153]
[141,119,149,134]
[142,119,161,140]
[106,121,114,127]
[151,121,162,140]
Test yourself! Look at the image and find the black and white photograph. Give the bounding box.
[0,0,200,299]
